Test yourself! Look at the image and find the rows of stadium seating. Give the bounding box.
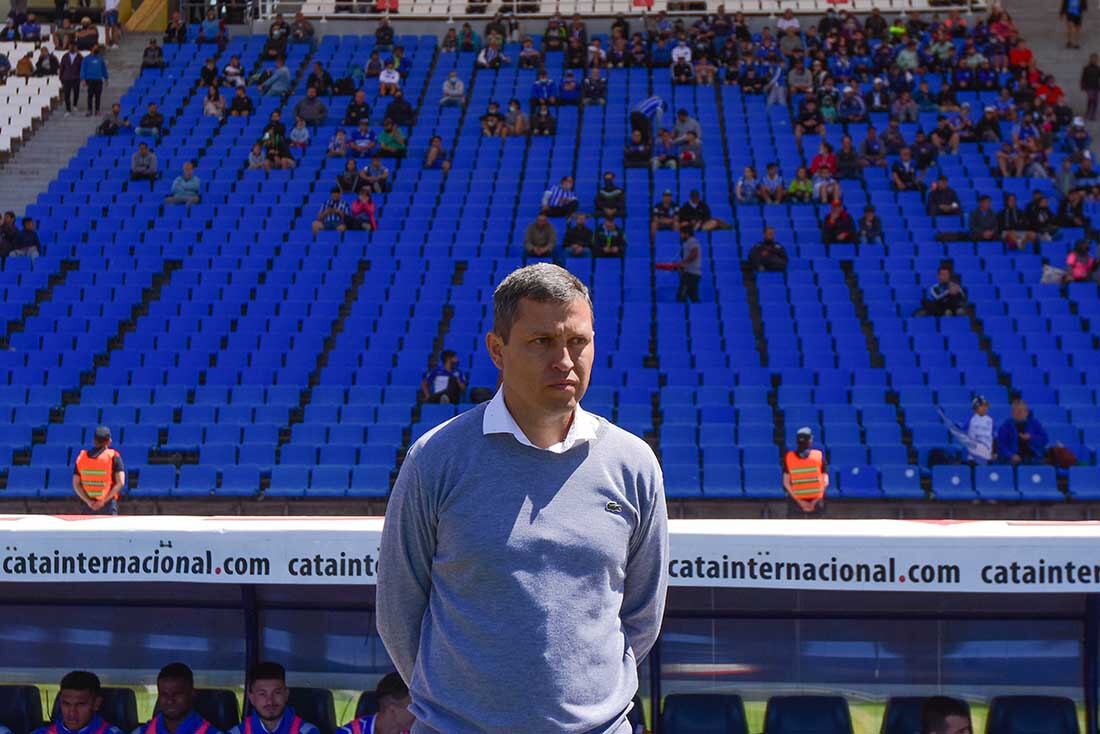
[0,684,1080,734]
[0,15,1096,502]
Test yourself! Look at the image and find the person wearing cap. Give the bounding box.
[975,106,1003,143]
[595,172,624,219]
[227,663,320,734]
[650,189,680,238]
[334,673,412,734]
[1064,117,1092,156]
[838,86,867,124]
[783,427,828,516]
[864,78,890,114]
[960,396,994,464]
[32,671,124,734]
[72,426,125,515]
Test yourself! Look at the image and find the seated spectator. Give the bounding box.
[672,109,702,144]
[375,17,394,48]
[72,17,97,51]
[581,68,607,106]
[365,51,382,79]
[524,212,558,258]
[969,195,1000,241]
[228,86,254,117]
[650,189,680,237]
[930,115,961,154]
[13,52,32,78]
[836,135,861,180]
[926,176,962,217]
[1059,189,1089,229]
[163,12,186,44]
[694,54,718,85]
[998,193,1036,250]
[680,189,730,231]
[424,135,450,171]
[7,217,39,259]
[920,264,966,316]
[421,350,467,404]
[881,119,907,155]
[748,227,788,271]
[559,72,581,105]
[350,120,377,158]
[565,37,586,69]
[858,205,884,244]
[377,61,400,96]
[263,132,295,170]
[222,55,245,88]
[385,89,415,128]
[197,9,226,49]
[891,147,925,191]
[542,176,577,217]
[593,216,626,257]
[997,399,1048,466]
[347,189,378,231]
[587,38,607,68]
[974,105,1002,143]
[672,56,694,85]
[343,91,370,127]
[199,56,219,87]
[458,22,481,52]
[312,187,350,236]
[264,13,289,59]
[305,62,332,95]
[165,161,201,205]
[135,103,164,140]
[440,71,465,107]
[505,99,528,137]
[678,130,703,168]
[530,69,557,107]
[97,102,130,135]
[290,12,315,45]
[247,143,268,171]
[794,97,825,142]
[476,39,509,69]
[377,118,406,157]
[0,212,17,251]
[595,172,624,219]
[203,85,225,119]
[361,156,390,193]
[890,90,919,122]
[295,87,328,126]
[751,163,783,204]
[531,103,556,136]
[289,117,310,151]
[787,166,814,203]
[260,57,291,97]
[911,130,938,171]
[336,159,359,192]
[321,130,347,160]
[859,127,887,168]
[812,165,839,204]
[624,129,651,167]
[837,86,867,123]
[130,142,158,184]
[518,38,542,69]
[563,212,593,257]
[481,101,506,137]
[651,128,678,170]
[736,165,761,203]
[138,39,164,72]
[822,200,856,244]
[1065,239,1099,283]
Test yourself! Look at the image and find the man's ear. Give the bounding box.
[485,331,505,371]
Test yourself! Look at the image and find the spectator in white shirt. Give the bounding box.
[776,8,800,32]
[379,60,400,96]
[670,40,692,64]
[440,70,465,106]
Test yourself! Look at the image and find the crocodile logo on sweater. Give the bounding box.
[605,501,623,514]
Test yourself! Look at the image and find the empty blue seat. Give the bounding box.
[268,466,309,498]
[1016,466,1062,501]
[219,466,260,497]
[974,465,1019,501]
[931,465,975,500]
[176,466,217,497]
[986,697,1078,734]
[662,694,748,734]
[764,696,852,734]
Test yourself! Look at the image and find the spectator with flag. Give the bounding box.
[631,94,667,145]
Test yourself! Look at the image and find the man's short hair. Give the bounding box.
[441,349,457,362]
[492,263,592,343]
[248,662,286,688]
[921,696,970,734]
[60,671,102,695]
[157,663,194,687]
[374,673,408,707]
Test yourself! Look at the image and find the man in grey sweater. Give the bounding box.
[378,263,668,734]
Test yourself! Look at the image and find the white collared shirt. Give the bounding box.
[482,388,599,454]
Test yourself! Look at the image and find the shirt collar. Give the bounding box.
[57,716,106,734]
[482,388,599,454]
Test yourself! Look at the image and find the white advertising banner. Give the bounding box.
[2,515,1100,593]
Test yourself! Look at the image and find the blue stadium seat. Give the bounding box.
[662,694,748,734]
[986,697,1078,734]
[0,685,44,734]
[175,466,217,497]
[219,467,261,498]
[764,696,853,734]
[1016,466,1062,501]
[931,466,975,500]
[973,466,1020,501]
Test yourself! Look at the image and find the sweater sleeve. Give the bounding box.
[620,457,668,664]
[377,449,436,685]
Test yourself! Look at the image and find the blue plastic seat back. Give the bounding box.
[662,694,749,734]
[764,696,853,734]
[986,697,1078,734]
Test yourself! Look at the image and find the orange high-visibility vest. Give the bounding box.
[75,447,119,499]
[784,449,826,501]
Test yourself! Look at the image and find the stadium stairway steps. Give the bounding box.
[0,35,149,214]
[0,259,78,345]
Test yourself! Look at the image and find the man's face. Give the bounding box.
[182,163,193,178]
[248,679,289,722]
[939,715,972,734]
[938,269,951,284]
[60,689,100,731]
[157,678,193,721]
[1012,402,1029,423]
[307,87,316,98]
[487,297,594,419]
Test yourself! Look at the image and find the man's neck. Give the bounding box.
[501,387,573,449]
[257,713,284,732]
[162,713,190,734]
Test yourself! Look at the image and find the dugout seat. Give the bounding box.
[0,685,44,734]
[662,693,748,734]
[288,688,337,734]
[765,695,853,734]
[985,696,1078,734]
[52,688,138,733]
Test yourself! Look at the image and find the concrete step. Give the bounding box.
[0,33,152,214]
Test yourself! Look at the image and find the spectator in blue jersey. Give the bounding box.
[19,13,41,41]
[165,161,201,205]
[350,120,376,159]
[558,71,580,105]
[260,56,291,97]
[227,663,319,734]
[32,671,124,734]
[136,664,221,734]
[631,94,666,145]
[530,68,557,107]
[919,264,966,317]
[312,187,349,236]
[79,45,108,117]
[421,350,467,404]
[334,674,412,734]
[197,9,226,50]
[997,399,1049,466]
[542,176,578,217]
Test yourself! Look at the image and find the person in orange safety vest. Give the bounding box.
[72,425,125,516]
[782,426,829,516]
